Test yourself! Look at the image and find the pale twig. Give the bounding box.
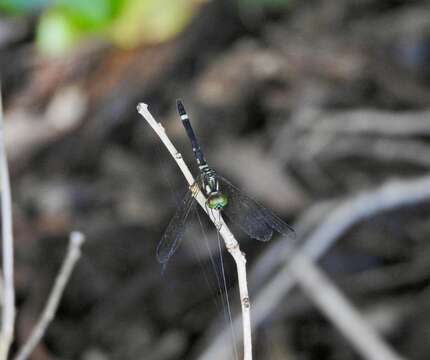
[273,108,430,165]
[0,86,15,360]
[249,200,335,290]
[301,135,430,168]
[201,174,430,359]
[295,108,430,136]
[288,253,405,360]
[137,103,252,360]
[14,231,85,360]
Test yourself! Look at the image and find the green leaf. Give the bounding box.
[110,0,197,48]
[56,0,120,29]
[36,8,83,56]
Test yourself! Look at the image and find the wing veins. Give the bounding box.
[218,176,295,241]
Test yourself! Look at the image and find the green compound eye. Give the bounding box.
[207,192,228,210]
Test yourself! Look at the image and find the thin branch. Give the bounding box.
[201,174,430,359]
[296,108,430,136]
[249,200,335,290]
[288,253,405,360]
[14,231,85,360]
[0,85,15,360]
[137,103,253,360]
[300,135,430,168]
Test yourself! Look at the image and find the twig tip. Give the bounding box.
[136,103,148,113]
[70,231,85,246]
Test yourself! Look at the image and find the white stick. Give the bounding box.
[289,253,404,360]
[0,87,15,360]
[137,103,252,360]
[14,231,85,360]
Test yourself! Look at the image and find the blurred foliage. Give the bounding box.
[0,0,290,55]
[109,0,196,48]
[0,0,201,55]
[0,0,48,14]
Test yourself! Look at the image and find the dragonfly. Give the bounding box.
[156,100,295,267]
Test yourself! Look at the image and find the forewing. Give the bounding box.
[156,189,195,265]
[218,176,295,242]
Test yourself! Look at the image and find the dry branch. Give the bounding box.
[295,108,430,136]
[14,231,85,360]
[302,135,430,168]
[288,254,405,360]
[0,87,15,360]
[137,103,252,360]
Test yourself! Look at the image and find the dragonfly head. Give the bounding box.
[207,192,228,210]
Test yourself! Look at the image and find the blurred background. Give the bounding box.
[1,0,430,359]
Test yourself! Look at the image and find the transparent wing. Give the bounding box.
[218,176,295,242]
[156,188,196,265]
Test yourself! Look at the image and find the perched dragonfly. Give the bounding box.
[156,100,295,267]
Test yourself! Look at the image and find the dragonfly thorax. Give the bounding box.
[200,167,218,193]
[200,167,228,210]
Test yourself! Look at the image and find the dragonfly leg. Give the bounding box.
[203,200,222,230]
